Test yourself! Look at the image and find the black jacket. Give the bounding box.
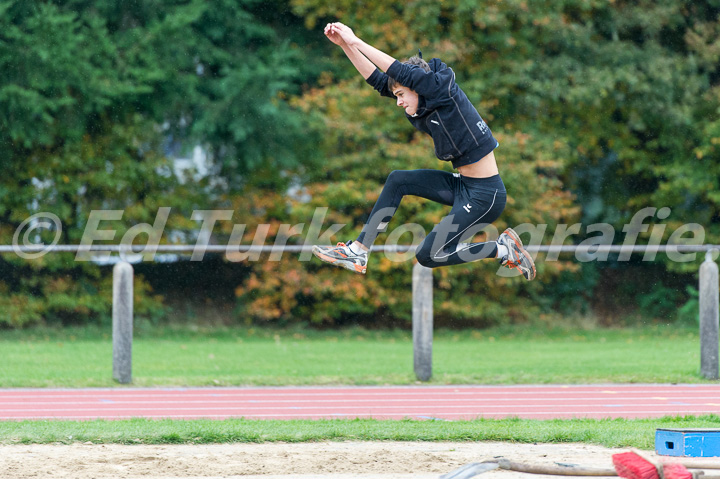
[366,58,498,169]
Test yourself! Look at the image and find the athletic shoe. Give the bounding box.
[312,241,368,274]
[497,228,536,280]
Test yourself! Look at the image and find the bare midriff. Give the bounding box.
[456,150,499,178]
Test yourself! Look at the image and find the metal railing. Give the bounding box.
[412,245,719,383]
[2,244,717,254]
[3,243,719,383]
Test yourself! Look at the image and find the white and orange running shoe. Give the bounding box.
[498,227,536,280]
[312,241,368,274]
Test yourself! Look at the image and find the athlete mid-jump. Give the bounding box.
[313,22,535,280]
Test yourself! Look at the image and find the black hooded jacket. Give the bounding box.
[365,58,498,169]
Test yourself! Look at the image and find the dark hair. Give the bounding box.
[387,55,431,92]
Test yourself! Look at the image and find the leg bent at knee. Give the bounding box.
[414,238,444,268]
[385,170,413,188]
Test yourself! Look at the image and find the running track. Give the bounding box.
[3,384,720,421]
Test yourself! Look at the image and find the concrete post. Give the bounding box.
[112,261,134,384]
[412,262,433,382]
[699,250,719,380]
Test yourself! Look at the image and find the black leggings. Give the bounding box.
[356,169,507,268]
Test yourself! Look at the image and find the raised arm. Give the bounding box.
[324,23,375,80]
[327,22,396,73]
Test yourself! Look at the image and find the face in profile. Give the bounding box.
[393,85,419,115]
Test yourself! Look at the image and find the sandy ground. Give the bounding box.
[0,441,628,479]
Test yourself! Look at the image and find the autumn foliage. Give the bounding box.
[1,0,718,326]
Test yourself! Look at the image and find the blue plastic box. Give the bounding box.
[656,428,720,457]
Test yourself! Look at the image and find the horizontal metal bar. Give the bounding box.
[0,244,411,253]
[0,244,718,254]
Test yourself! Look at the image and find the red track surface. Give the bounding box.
[3,384,720,421]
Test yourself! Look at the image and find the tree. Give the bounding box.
[232,0,720,326]
[0,0,326,326]
[233,1,580,326]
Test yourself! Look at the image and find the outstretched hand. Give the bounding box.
[323,21,394,77]
[324,22,359,47]
[324,23,345,46]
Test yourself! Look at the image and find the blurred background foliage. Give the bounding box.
[0,0,718,328]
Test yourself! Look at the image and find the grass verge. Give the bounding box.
[2,415,720,447]
[0,323,707,387]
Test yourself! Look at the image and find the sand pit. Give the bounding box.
[0,441,627,478]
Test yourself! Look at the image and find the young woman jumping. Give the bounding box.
[312,22,535,280]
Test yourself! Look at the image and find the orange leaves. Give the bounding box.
[227,0,595,327]
[234,254,393,324]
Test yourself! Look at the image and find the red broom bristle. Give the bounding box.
[663,463,694,479]
[612,452,660,479]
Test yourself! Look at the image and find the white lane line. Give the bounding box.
[2,386,719,398]
[3,409,719,421]
[0,396,718,409]
[4,403,719,413]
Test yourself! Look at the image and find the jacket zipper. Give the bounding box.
[448,70,480,146]
[434,111,462,156]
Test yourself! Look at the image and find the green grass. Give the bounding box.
[2,415,720,446]
[1,324,717,446]
[0,324,707,387]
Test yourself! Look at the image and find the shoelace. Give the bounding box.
[505,259,521,270]
[503,254,523,269]
[336,241,363,251]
